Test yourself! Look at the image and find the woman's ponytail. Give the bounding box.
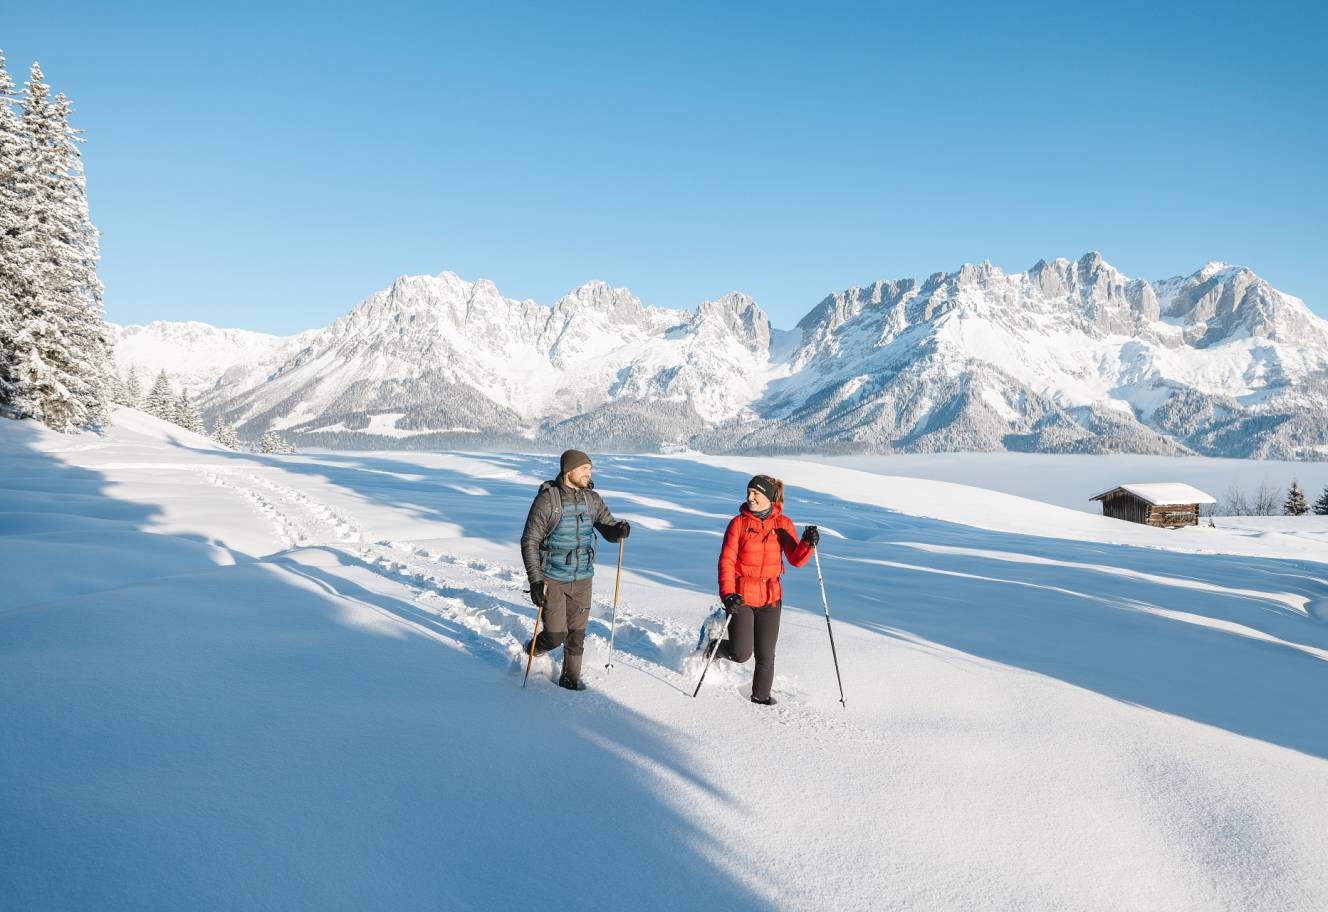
[771,477,785,505]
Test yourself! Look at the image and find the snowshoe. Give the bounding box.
[694,605,728,656]
[750,695,778,706]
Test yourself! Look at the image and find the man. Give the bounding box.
[520,449,630,690]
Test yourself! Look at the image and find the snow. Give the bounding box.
[302,413,479,437]
[1092,483,1218,505]
[793,451,1328,516]
[3,408,1326,910]
[108,320,308,397]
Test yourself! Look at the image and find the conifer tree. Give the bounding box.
[7,64,81,428]
[108,369,127,406]
[259,429,294,454]
[173,389,204,434]
[6,62,110,430]
[1314,486,1328,517]
[124,365,141,407]
[210,416,240,450]
[144,370,174,420]
[50,90,110,425]
[1283,479,1308,517]
[0,50,30,407]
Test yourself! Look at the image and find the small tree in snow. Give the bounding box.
[210,416,240,450]
[1284,480,1309,517]
[1306,488,1328,517]
[1253,481,1281,517]
[1219,483,1249,517]
[143,370,174,420]
[124,365,141,407]
[259,429,294,454]
[107,370,125,406]
[173,389,204,434]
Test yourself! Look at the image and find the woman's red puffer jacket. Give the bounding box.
[718,503,813,608]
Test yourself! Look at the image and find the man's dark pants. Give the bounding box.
[534,577,593,681]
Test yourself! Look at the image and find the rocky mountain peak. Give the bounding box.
[693,292,772,354]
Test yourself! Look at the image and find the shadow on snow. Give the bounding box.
[0,426,772,911]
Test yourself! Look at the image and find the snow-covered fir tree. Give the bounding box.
[259,429,294,454]
[210,416,240,450]
[1283,480,1308,516]
[3,62,111,431]
[173,389,204,434]
[1315,486,1328,516]
[0,51,31,406]
[49,89,110,425]
[123,365,141,407]
[107,369,127,406]
[144,370,174,420]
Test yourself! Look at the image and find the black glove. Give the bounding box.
[529,580,547,608]
[722,593,743,613]
[600,520,631,543]
[801,525,819,547]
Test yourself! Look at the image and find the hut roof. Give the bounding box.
[1089,483,1216,506]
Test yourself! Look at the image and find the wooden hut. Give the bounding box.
[1089,483,1216,528]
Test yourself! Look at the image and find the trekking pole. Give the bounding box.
[691,613,731,698]
[605,538,624,671]
[522,602,545,689]
[813,548,847,710]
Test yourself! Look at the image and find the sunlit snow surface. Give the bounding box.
[2,408,1326,911]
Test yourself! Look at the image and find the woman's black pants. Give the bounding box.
[719,600,782,701]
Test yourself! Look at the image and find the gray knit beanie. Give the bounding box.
[560,449,592,475]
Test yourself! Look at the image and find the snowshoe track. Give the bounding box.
[199,466,841,718]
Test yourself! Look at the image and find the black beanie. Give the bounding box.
[747,475,778,503]
[560,449,592,475]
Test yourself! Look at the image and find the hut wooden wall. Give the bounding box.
[1145,504,1200,528]
[1099,491,1149,524]
[1096,490,1201,527]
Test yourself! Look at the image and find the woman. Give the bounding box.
[714,474,819,705]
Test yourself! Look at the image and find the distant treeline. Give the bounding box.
[1214,479,1328,517]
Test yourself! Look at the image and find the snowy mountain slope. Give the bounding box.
[3,412,1326,910]
[152,253,1328,458]
[724,253,1328,457]
[201,273,786,449]
[108,320,316,397]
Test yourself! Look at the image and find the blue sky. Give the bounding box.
[5,1,1325,333]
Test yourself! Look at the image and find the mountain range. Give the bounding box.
[109,253,1328,459]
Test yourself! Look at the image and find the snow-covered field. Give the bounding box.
[794,452,1328,517]
[3,409,1326,911]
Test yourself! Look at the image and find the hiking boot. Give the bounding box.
[523,638,549,658]
[558,672,586,692]
[750,694,777,706]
